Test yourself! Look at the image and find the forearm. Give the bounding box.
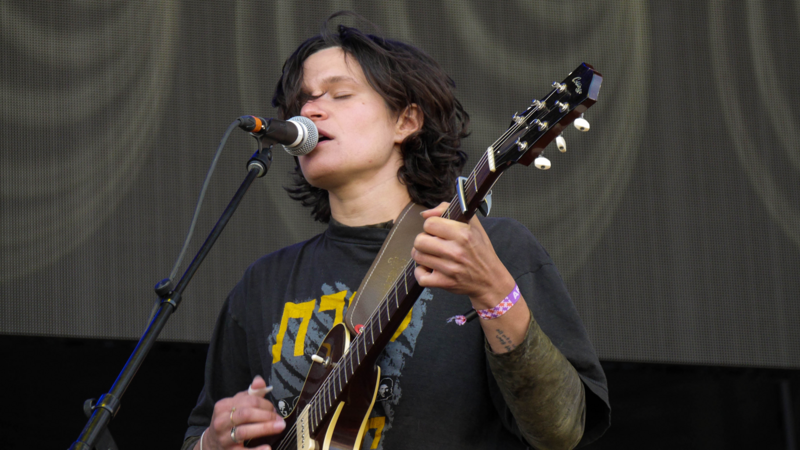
[469,266,533,355]
[486,316,586,450]
[476,287,531,354]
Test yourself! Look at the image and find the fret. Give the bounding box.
[335,365,344,395]
[333,368,340,397]
[361,332,367,358]
[385,299,391,323]
[369,321,375,346]
[348,351,354,377]
[403,270,408,294]
[393,287,399,310]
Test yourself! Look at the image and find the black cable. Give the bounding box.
[145,118,243,327]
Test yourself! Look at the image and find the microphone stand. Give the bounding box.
[69,137,275,449]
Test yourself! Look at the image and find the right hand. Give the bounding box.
[198,375,286,450]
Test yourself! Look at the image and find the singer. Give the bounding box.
[182,12,609,450]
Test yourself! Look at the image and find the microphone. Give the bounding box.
[239,115,318,156]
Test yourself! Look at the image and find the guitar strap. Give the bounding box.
[344,201,427,335]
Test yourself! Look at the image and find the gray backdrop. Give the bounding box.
[2,1,798,369]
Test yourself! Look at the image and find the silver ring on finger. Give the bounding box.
[231,425,241,444]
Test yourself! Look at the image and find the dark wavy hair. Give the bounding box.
[272,12,470,223]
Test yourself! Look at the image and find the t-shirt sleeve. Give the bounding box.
[484,218,610,447]
[184,285,254,443]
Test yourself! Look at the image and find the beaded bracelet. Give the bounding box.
[447,283,520,326]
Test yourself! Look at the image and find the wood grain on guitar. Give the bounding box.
[247,63,602,450]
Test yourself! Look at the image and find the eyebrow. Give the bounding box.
[320,75,359,86]
[302,75,361,98]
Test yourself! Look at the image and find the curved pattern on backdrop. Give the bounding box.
[234,2,650,278]
[709,0,800,250]
[0,1,179,282]
[437,1,650,278]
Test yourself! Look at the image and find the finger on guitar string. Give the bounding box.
[229,418,287,445]
[203,385,284,449]
[230,405,285,431]
[223,393,285,441]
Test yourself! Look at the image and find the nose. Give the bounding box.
[300,99,327,121]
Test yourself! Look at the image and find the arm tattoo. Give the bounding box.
[495,328,517,352]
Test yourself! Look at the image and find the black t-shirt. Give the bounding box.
[185,217,609,449]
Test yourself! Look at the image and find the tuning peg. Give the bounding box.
[573,113,590,132]
[534,154,551,170]
[556,134,567,152]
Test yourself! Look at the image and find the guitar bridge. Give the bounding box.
[297,405,318,450]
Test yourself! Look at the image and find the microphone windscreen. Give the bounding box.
[284,116,318,156]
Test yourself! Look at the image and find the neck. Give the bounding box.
[328,174,412,226]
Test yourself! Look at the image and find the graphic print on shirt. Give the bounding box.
[267,281,433,450]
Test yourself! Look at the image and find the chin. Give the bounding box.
[300,169,338,192]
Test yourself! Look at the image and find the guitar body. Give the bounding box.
[247,323,381,450]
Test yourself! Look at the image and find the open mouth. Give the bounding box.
[317,130,332,143]
[317,132,332,145]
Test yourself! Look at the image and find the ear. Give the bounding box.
[393,104,423,144]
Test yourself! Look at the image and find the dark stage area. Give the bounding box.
[3,334,797,449]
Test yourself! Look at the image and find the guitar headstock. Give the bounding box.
[489,63,602,171]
